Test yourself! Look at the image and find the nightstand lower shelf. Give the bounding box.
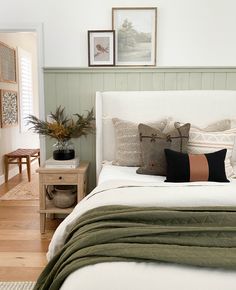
[37,161,89,233]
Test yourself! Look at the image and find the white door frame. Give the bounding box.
[0,23,46,164]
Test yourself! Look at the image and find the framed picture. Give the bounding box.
[0,90,18,128]
[88,30,115,66]
[112,7,157,66]
[0,41,17,83]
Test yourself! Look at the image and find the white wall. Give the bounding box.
[0,0,236,67]
[0,32,40,180]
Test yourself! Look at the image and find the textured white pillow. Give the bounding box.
[188,128,236,177]
[112,118,168,166]
[171,119,231,132]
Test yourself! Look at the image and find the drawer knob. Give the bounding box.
[59,176,62,180]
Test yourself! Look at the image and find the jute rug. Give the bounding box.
[0,171,39,200]
[0,281,35,289]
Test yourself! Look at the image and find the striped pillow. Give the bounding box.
[165,149,229,183]
[187,128,236,177]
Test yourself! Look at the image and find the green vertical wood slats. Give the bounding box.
[103,73,116,91]
[140,73,154,90]
[152,73,165,90]
[214,73,227,89]
[176,73,189,90]
[127,73,140,90]
[164,73,177,90]
[189,72,202,89]
[201,73,214,89]
[44,67,236,192]
[67,74,82,171]
[226,73,236,89]
[44,73,56,115]
[55,74,68,106]
[115,73,128,90]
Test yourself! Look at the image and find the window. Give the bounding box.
[18,47,34,132]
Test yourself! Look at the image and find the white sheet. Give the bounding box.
[98,163,236,184]
[47,164,236,290]
[98,163,167,184]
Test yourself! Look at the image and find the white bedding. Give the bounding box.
[47,165,236,290]
[98,163,236,185]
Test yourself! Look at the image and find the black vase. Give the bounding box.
[53,149,75,160]
[53,139,75,160]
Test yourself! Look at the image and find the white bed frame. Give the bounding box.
[48,89,236,290]
[96,90,236,177]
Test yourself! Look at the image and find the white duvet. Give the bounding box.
[47,165,236,290]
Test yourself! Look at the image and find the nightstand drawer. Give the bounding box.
[43,173,78,184]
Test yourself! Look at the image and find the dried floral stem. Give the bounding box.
[26,106,95,141]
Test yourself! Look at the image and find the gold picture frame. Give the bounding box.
[112,7,157,66]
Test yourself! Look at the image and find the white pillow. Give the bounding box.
[173,119,231,132]
[169,119,236,176]
[188,128,236,178]
[112,118,168,166]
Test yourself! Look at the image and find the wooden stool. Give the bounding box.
[4,148,40,182]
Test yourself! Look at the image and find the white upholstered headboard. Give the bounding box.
[96,90,236,177]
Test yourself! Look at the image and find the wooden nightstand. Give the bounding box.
[36,161,89,233]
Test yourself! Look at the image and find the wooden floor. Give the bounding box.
[0,165,61,281]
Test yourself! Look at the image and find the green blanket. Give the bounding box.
[34,205,236,290]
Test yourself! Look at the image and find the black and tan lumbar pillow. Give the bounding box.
[164,148,229,182]
[137,123,190,176]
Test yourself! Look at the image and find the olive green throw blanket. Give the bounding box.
[34,206,236,290]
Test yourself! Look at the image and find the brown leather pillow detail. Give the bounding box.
[137,123,190,176]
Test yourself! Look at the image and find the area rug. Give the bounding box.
[0,281,35,290]
[0,171,39,200]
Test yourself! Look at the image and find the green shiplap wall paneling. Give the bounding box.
[189,72,202,89]
[176,73,189,90]
[164,73,177,90]
[140,73,153,90]
[152,73,165,90]
[44,67,236,192]
[115,73,128,90]
[127,73,140,90]
[214,73,226,89]
[103,73,116,91]
[226,73,236,89]
[201,73,214,89]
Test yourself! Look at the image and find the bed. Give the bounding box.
[35,90,236,290]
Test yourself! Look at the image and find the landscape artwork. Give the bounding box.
[112,8,157,66]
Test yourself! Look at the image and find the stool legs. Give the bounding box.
[4,156,9,183]
[18,157,22,174]
[38,152,40,166]
[26,156,31,182]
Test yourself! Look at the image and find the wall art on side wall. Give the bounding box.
[0,41,17,83]
[112,7,157,66]
[0,90,18,128]
[88,30,115,66]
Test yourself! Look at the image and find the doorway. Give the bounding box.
[0,24,45,184]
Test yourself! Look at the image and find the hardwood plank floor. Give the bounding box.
[0,165,61,281]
